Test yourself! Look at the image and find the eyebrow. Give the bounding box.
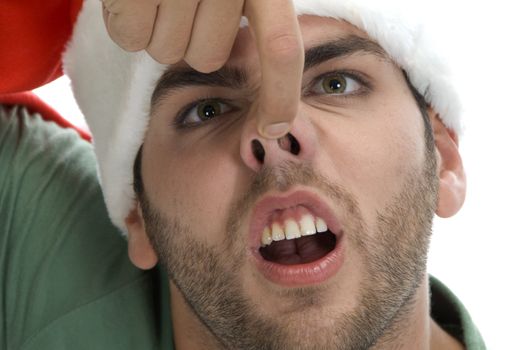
[151,35,389,110]
[304,35,388,70]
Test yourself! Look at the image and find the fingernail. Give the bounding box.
[261,122,290,139]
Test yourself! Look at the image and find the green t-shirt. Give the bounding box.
[0,105,485,349]
[0,106,173,350]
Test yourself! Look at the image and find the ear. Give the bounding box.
[430,109,467,218]
[125,201,159,269]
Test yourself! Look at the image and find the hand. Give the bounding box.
[102,0,304,139]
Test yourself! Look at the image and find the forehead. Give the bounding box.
[229,15,377,67]
[150,16,393,111]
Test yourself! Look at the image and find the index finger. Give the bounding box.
[244,0,304,139]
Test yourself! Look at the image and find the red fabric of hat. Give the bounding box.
[0,0,83,94]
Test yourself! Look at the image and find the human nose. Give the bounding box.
[239,106,317,172]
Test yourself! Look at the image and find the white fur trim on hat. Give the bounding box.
[64,0,462,234]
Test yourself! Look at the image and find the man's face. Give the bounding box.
[137,16,439,349]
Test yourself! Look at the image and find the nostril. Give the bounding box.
[277,133,301,156]
[288,133,301,155]
[251,139,265,164]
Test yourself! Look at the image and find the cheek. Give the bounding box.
[314,100,426,223]
[142,130,247,244]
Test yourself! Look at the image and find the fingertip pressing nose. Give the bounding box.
[259,122,291,139]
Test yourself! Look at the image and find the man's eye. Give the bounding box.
[177,99,232,127]
[311,73,363,96]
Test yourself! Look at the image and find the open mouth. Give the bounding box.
[249,190,345,287]
[259,221,337,265]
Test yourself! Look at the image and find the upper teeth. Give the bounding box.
[261,215,328,247]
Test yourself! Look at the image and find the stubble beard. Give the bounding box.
[140,150,438,350]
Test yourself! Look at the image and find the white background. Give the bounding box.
[34,1,525,348]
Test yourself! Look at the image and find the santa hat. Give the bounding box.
[0,0,88,139]
[63,0,462,233]
[0,0,83,94]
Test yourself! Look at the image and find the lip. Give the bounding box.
[248,189,345,287]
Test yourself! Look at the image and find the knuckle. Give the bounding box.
[109,23,150,51]
[115,34,148,51]
[101,0,121,13]
[187,55,228,73]
[147,46,185,65]
[189,60,221,74]
[154,53,185,65]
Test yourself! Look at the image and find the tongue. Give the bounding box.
[260,232,335,265]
